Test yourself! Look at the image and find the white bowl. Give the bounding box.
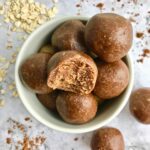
[15,16,134,133]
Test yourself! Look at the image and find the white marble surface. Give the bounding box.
[0,0,150,150]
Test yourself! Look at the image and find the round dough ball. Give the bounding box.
[20,53,52,94]
[36,90,58,111]
[94,60,129,99]
[91,127,125,150]
[51,20,86,51]
[56,92,98,124]
[129,88,150,124]
[47,51,98,95]
[39,44,56,55]
[85,13,133,62]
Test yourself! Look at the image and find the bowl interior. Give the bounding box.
[15,16,134,133]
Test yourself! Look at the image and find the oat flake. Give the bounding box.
[0,0,58,33]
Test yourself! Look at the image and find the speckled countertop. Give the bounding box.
[0,0,150,150]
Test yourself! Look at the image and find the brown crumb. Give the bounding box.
[76,4,81,7]
[111,7,115,11]
[40,137,46,144]
[137,58,143,63]
[22,134,29,150]
[8,129,13,134]
[96,3,104,9]
[6,138,12,144]
[121,4,124,8]
[134,13,139,16]
[24,117,30,121]
[141,49,150,57]
[117,0,121,2]
[74,137,78,141]
[6,118,47,149]
[137,49,150,63]
[133,0,137,4]
[148,29,150,34]
[136,32,144,38]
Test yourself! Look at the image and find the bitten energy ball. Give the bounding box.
[51,20,86,51]
[91,127,125,150]
[129,88,150,124]
[56,92,98,124]
[94,60,129,99]
[85,13,133,62]
[20,53,52,94]
[36,91,58,111]
[47,51,98,95]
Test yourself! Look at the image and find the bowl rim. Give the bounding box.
[15,16,134,133]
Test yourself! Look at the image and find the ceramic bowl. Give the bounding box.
[15,16,134,133]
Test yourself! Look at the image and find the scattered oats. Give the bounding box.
[0,5,4,15]
[52,6,58,13]
[15,21,21,27]
[1,62,10,70]
[0,55,6,63]
[48,6,58,18]
[12,51,18,58]
[0,69,6,82]
[4,18,10,23]
[28,0,34,3]
[0,99,5,107]
[8,84,15,90]
[1,0,58,33]
[52,0,58,3]
[6,43,13,49]
[0,89,6,94]
[12,90,18,97]
[10,58,16,64]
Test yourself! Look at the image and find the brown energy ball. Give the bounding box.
[39,44,56,55]
[51,20,86,51]
[20,53,52,94]
[47,51,98,95]
[129,88,150,124]
[91,127,125,150]
[36,90,58,111]
[56,92,98,124]
[85,13,133,62]
[94,60,129,99]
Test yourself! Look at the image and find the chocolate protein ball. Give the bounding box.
[20,53,52,94]
[39,44,56,55]
[51,20,86,51]
[47,51,98,95]
[85,13,133,62]
[129,88,150,124]
[91,127,125,150]
[36,90,58,111]
[94,60,129,99]
[56,92,98,124]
